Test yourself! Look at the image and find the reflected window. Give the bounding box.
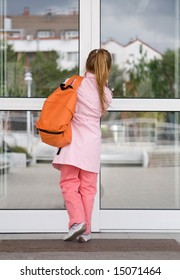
[37,30,55,38]
[67,52,78,62]
[60,30,78,40]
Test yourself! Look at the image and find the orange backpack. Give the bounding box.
[36,75,83,147]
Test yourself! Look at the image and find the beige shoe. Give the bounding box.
[63,223,86,241]
[77,233,91,243]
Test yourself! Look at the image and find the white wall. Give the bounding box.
[8,39,79,70]
[102,40,126,66]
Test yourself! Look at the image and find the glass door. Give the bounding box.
[0,0,80,232]
[99,0,180,231]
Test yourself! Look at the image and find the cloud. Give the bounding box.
[101,0,175,17]
[101,0,177,52]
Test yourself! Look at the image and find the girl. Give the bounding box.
[52,49,112,242]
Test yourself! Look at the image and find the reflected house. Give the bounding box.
[1,7,162,71]
[0,7,79,70]
[102,38,162,70]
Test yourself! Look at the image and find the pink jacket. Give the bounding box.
[52,72,112,173]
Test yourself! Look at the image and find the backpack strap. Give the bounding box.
[65,75,83,90]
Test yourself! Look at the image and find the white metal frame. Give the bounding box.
[0,0,180,232]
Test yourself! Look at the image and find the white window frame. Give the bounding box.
[0,0,180,233]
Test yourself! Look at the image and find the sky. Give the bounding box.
[6,0,78,15]
[4,0,179,53]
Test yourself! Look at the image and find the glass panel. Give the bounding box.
[0,111,64,209]
[101,0,180,98]
[0,0,79,97]
[101,111,180,209]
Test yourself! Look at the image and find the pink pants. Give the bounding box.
[60,164,97,234]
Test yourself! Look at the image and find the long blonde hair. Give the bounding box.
[86,49,112,113]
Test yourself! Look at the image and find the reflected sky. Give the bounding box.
[6,0,78,15]
[101,0,178,53]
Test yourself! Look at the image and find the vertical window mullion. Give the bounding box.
[79,0,100,75]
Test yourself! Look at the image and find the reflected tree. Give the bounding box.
[108,64,125,97]
[26,51,78,97]
[0,45,79,97]
[0,44,25,97]
[126,46,180,99]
